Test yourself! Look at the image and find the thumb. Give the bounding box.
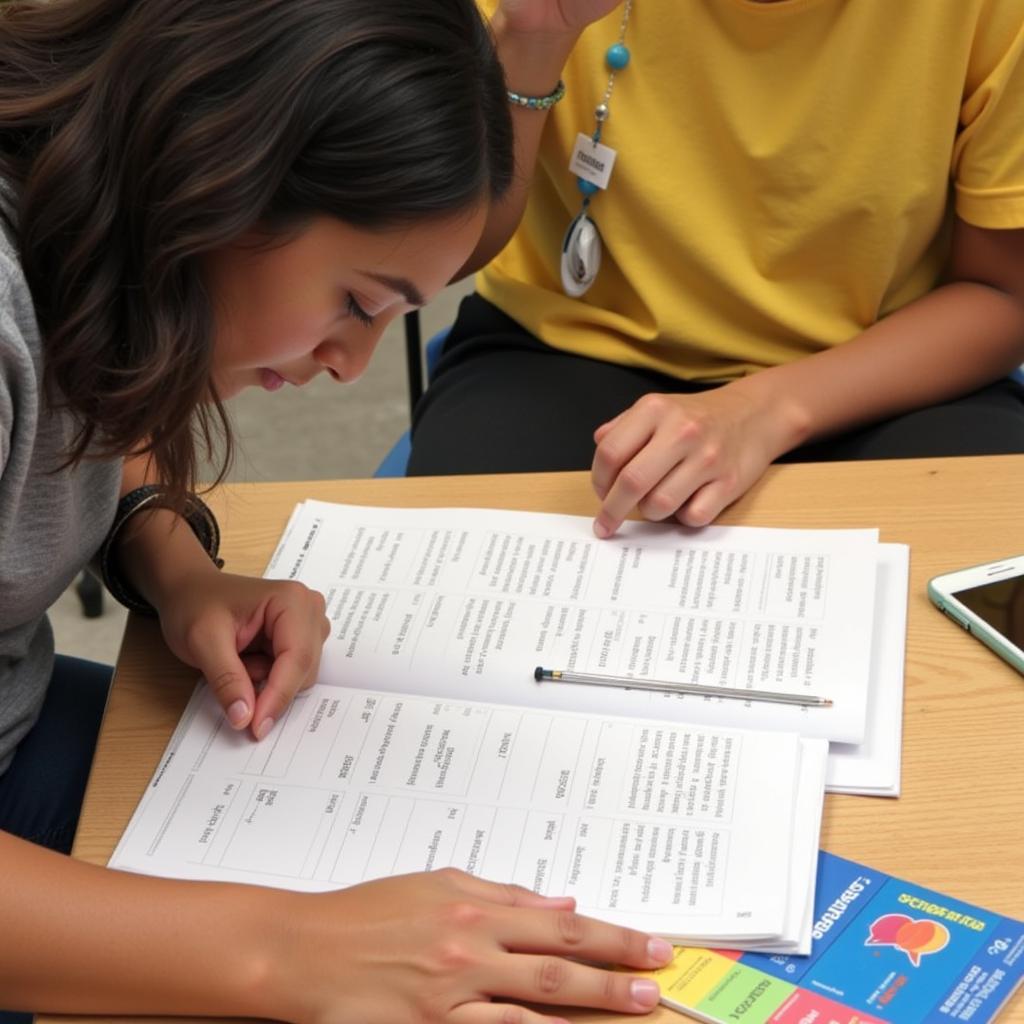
[593,412,623,445]
[196,632,258,733]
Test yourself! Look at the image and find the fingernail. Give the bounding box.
[647,937,673,963]
[254,717,275,741]
[630,979,660,1008]
[227,700,249,728]
[593,519,611,539]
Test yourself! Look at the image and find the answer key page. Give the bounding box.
[110,683,808,942]
[266,502,879,744]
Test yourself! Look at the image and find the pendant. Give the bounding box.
[560,212,602,297]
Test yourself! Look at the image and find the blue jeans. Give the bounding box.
[0,655,112,1023]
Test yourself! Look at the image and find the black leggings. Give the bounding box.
[408,294,1024,476]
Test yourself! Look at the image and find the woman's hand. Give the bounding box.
[496,0,623,39]
[591,381,807,537]
[266,869,672,1024]
[155,569,329,740]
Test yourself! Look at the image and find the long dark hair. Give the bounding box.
[0,0,511,499]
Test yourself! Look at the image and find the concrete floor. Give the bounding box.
[51,280,473,666]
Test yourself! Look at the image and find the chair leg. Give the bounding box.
[403,310,424,420]
[76,570,105,619]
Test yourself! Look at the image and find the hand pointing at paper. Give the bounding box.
[591,382,802,538]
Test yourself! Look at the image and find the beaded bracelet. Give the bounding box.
[507,78,566,111]
[97,485,224,616]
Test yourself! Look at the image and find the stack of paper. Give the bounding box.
[269,501,909,796]
[110,501,909,951]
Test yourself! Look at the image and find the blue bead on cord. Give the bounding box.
[576,177,601,197]
[606,43,630,70]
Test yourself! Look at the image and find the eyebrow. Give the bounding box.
[362,271,426,308]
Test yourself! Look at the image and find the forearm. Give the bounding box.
[0,831,282,1016]
[459,12,579,276]
[730,281,1024,455]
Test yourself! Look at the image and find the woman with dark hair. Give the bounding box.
[0,0,671,1017]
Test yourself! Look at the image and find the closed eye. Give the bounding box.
[346,293,375,327]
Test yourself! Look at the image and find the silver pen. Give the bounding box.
[534,667,832,708]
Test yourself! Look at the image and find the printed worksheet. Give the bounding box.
[110,684,828,947]
[266,502,879,744]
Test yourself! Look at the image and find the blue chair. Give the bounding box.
[375,312,448,477]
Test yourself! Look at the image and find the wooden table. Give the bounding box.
[52,456,1024,1023]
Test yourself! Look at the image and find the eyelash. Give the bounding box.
[346,294,376,327]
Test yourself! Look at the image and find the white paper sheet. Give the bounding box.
[110,684,827,946]
[825,543,909,797]
[267,502,880,745]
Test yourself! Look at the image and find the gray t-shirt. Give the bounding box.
[0,181,121,775]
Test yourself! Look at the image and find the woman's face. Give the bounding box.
[206,207,486,399]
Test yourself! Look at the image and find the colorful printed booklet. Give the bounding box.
[645,851,1024,1023]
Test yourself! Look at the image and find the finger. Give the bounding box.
[591,428,655,509]
[239,651,273,685]
[251,598,325,740]
[492,906,672,970]
[450,1001,572,1024]
[635,456,712,525]
[439,870,576,912]
[675,477,736,528]
[592,409,626,449]
[479,952,662,1015]
[594,439,685,540]
[191,616,257,731]
[590,408,659,506]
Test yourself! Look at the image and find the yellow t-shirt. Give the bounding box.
[478,0,1024,381]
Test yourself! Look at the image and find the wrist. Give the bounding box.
[115,507,221,614]
[249,890,350,1023]
[490,8,579,94]
[179,882,299,1020]
[102,487,223,615]
[728,371,815,457]
[230,888,303,1021]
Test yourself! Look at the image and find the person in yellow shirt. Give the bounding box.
[408,0,1024,538]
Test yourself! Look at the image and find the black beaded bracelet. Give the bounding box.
[97,485,224,616]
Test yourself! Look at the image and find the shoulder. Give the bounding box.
[976,0,1024,30]
[0,222,43,478]
[0,232,41,384]
[968,0,1024,63]
[0,186,42,372]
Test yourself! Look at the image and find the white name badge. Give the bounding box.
[568,132,617,190]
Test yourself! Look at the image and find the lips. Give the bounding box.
[260,368,287,391]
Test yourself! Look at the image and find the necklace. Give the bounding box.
[560,0,634,297]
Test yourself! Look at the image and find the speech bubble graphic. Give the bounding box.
[868,914,912,945]
[865,913,950,966]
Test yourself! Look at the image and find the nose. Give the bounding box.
[314,325,386,383]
